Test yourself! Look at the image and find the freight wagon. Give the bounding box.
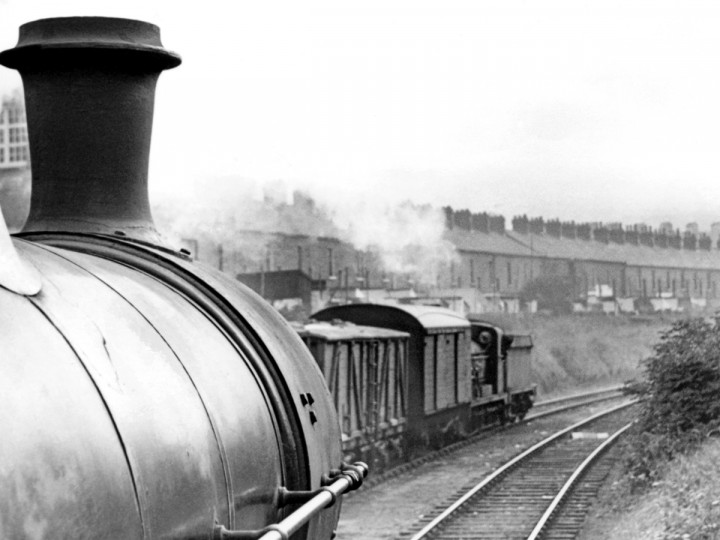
[306,303,536,467]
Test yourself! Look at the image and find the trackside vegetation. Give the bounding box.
[624,316,720,489]
[578,316,720,540]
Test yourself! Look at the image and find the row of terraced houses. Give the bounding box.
[3,92,720,315]
[207,207,720,316]
[441,209,720,313]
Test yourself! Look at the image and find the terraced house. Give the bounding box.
[444,209,720,313]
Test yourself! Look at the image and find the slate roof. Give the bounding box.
[445,228,533,257]
[448,228,720,271]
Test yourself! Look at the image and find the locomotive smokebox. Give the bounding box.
[0,17,181,241]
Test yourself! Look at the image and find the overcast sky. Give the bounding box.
[1,1,720,230]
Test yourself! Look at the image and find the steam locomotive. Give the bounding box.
[0,17,364,540]
[301,304,536,468]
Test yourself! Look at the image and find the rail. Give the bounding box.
[526,384,626,421]
[533,384,625,408]
[356,385,629,492]
[214,462,368,540]
[526,422,633,540]
[408,400,635,540]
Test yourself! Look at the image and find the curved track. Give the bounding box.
[525,384,626,420]
[360,385,627,490]
[401,401,635,540]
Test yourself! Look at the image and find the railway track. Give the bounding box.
[400,400,635,540]
[360,385,627,490]
[526,384,626,420]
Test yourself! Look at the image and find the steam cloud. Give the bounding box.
[334,200,459,287]
[152,176,459,289]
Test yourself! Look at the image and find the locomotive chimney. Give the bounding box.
[0,17,180,240]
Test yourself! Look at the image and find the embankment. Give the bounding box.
[484,313,673,397]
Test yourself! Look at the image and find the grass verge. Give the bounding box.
[581,437,720,540]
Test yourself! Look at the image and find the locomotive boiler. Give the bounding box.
[0,17,364,540]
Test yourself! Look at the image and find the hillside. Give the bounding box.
[486,313,673,397]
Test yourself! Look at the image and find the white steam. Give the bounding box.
[333,200,459,287]
[152,175,458,289]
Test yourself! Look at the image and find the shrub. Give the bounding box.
[625,316,720,489]
[519,275,574,314]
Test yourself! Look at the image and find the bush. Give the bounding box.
[625,316,720,489]
[519,275,574,314]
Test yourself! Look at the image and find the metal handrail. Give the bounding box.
[214,462,368,540]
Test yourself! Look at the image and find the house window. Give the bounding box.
[7,146,27,162]
[8,127,26,143]
[7,108,24,124]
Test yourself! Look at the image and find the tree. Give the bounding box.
[519,275,574,314]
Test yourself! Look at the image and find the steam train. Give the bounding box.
[300,304,536,467]
[0,17,364,540]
